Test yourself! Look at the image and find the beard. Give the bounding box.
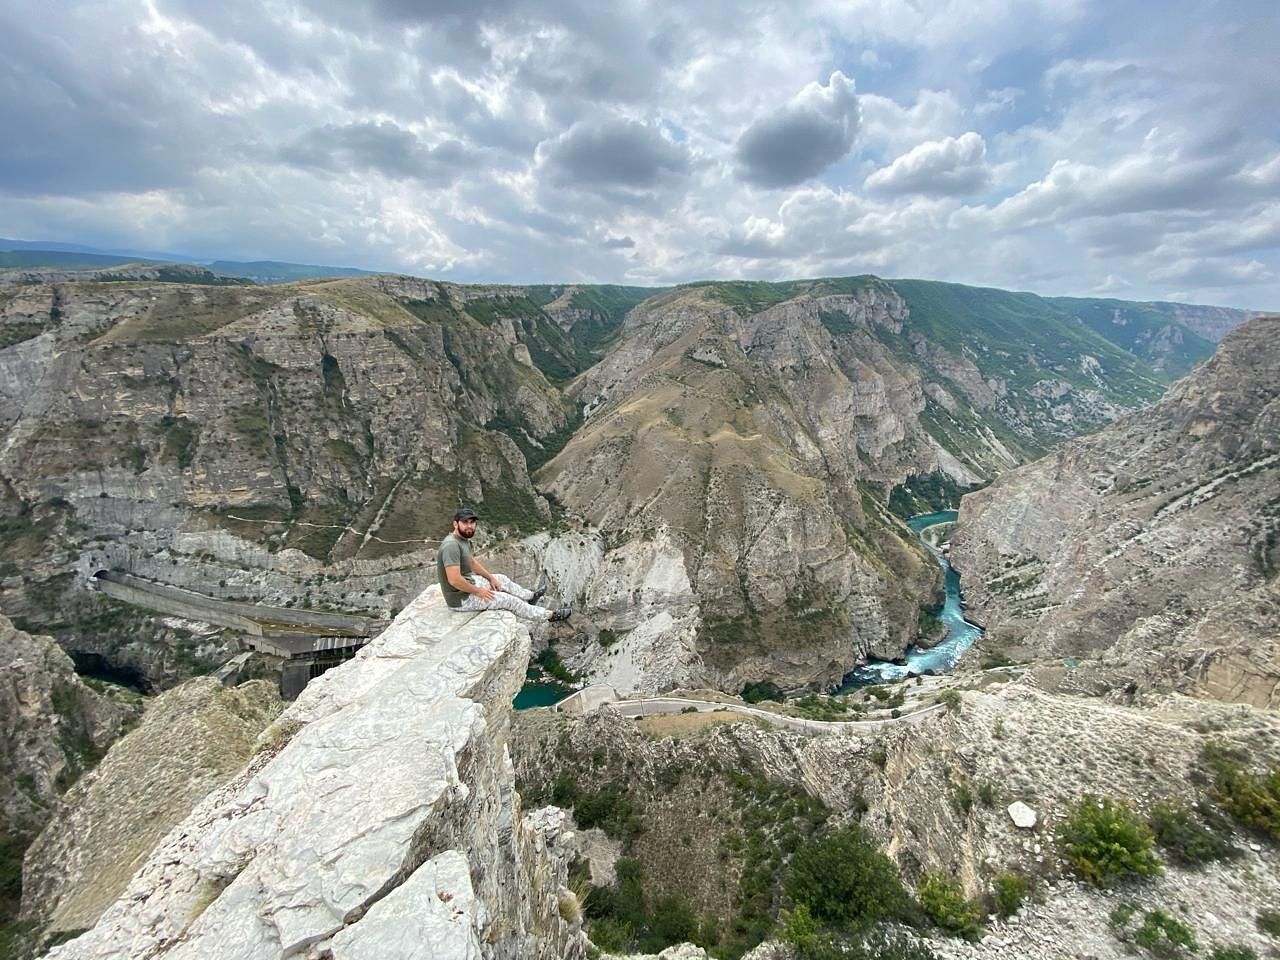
[456,526,476,539]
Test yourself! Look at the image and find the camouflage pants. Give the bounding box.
[454,574,550,621]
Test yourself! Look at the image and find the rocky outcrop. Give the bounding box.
[952,315,1280,700]
[44,588,584,960]
[513,678,1280,960]
[0,615,139,847]
[539,283,1005,691]
[0,276,571,685]
[21,677,282,934]
[0,272,1221,696]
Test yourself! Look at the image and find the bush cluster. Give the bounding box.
[1209,946,1258,960]
[784,824,910,933]
[585,858,705,955]
[782,906,938,960]
[990,870,1027,918]
[1057,794,1162,886]
[1202,743,1280,842]
[550,772,642,842]
[917,873,983,941]
[1148,799,1238,865]
[742,681,783,704]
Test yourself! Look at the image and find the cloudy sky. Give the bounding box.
[2,0,1278,308]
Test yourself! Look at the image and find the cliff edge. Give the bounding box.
[45,587,584,960]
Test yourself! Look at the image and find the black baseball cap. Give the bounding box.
[453,507,479,522]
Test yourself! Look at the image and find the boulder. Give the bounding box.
[1008,800,1038,829]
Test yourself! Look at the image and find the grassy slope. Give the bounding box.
[1047,296,1217,376]
[887,279,1167,401]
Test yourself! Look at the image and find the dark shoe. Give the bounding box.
[548,607,572,623]
[530,581,548,605]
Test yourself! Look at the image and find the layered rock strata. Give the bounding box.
[539,284,970,689]
[0,276,571,684]
[952,315,1280,700]
[45,587,583,960]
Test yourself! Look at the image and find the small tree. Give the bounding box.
[938,689,962,712]
[785,824,909,932]
[1057,794,1162,886]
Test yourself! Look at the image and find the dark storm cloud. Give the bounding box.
[541,119,690,189]
[280,122,474,184]
[735,71,860,188]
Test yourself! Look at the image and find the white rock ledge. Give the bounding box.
[47,587,584,960]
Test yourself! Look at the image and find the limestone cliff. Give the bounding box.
[536,277,1175,692]
[0,615,140,932]
[512,679,1280,960]
[0,271,1225,697]
[0,276,573,686]
[43,588,584,960]
[21,677,282,935]
[952,315,1280,702]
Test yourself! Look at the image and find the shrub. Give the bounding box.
[1057,794,1162,886]
[1202,744,1280,842]
[977,780,998,807]
[1133,909,1198,957]
[1209,946,1258,960]
[917,872,983,941]
[1148,799,1238,865]
[991,870,1027,918]
[1257,908,1280,938]
[574,784,642,840]
[938,689,961,712]
[785,824,909,933]
[781,909,939,960]
[742,681,783,703]
[535,648,578,684]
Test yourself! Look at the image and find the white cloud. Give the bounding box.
[0,0,1277,310]
[859,89,965,157]
[865,132,990,196]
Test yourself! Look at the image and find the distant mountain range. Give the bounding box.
[0,238,378,284]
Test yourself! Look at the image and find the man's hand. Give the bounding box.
[473,582,496,601]
[487,574,502,592]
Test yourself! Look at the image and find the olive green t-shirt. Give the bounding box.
[437,532,474,608]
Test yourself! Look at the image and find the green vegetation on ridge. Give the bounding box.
[887,278,1168,400]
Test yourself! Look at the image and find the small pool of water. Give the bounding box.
[513,683,572,710]
[835,510,983,689]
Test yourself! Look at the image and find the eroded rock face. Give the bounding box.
[21,677,283,933]
[0,277,569,686]
[539,285,984,690]
[512,680,1280,959]
[45,588,584,960]
[0,615,138,844]
[952,315,1280,700]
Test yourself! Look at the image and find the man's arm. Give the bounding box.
[468,556,501,590]
[445,564,494,601]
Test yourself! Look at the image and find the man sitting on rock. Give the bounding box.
[437,507,571,622]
